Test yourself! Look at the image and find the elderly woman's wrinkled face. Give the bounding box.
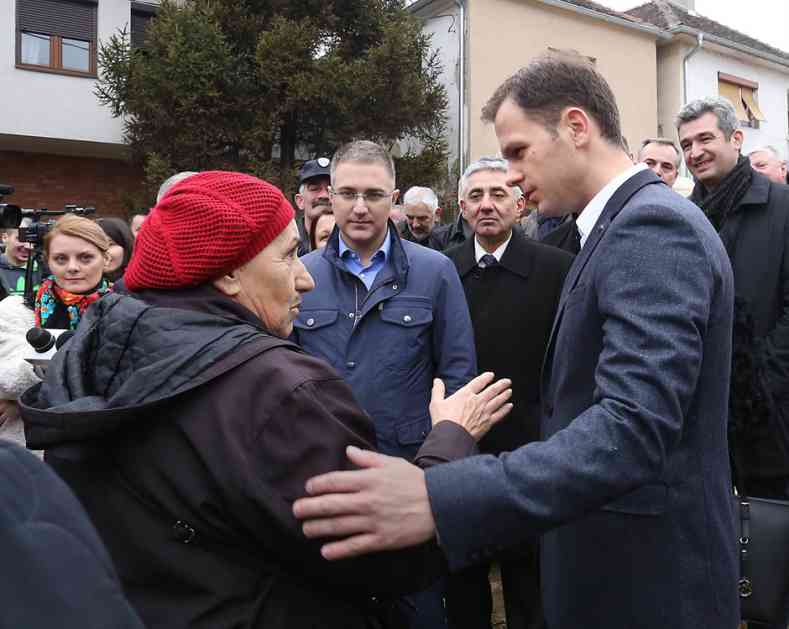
[230,220,315,337]
[47,234,108,293]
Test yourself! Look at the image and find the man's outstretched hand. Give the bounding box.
[293,446,435,560]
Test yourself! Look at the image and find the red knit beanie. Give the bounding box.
[125,171,294,291]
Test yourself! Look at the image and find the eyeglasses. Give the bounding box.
[330,188,394,205]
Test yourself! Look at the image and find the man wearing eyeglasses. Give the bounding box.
[293,140,476,629]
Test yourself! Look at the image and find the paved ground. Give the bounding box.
[491,564,507,628]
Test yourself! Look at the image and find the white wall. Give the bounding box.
[403,0,461,172]
[686,47,789,160]
[0,0,135,145]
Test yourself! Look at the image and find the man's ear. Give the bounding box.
[435,207,442,218]
[731,129,744,151]
[392,189,400,204]
[294,193,305,212]
[213,271,242,297]
[564,107,591,148]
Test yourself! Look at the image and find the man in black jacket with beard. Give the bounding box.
[444,158,573,629]
[678,97,789,505]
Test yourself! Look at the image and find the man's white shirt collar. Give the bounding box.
[474,231,513,265]
[576,163,648,249]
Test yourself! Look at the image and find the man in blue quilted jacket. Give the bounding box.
[293,140,476,629]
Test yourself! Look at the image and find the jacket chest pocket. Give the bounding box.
[378,299,433,373]
[293,309,342,364]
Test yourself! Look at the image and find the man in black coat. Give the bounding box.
[443,157,573,629]
[0,440,143,629]
[678,97,789,506]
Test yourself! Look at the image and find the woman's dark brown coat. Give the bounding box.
[20,286,475,629]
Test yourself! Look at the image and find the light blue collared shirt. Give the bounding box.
[339,229,392,290]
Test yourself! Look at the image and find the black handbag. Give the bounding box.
[732,445,789,625]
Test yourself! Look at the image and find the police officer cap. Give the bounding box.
[298,157,331,184]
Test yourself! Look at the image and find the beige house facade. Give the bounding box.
[410,0,664,172]
[627,1,789,173]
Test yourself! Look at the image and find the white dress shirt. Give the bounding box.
[576,163,648,250]
[474,231,513,266]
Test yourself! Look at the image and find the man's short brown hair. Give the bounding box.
[481,52,622,145]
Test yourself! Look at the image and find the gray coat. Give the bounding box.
[425,170,739,629]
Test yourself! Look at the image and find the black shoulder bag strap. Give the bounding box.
[730,434,753,601]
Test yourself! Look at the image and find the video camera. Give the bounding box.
[0,184,96,307]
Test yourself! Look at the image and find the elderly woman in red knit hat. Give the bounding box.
[20,171,512,629]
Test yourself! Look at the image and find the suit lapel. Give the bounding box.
[499,230,534,280]
[454,238,478,278]
[541,169,663,394]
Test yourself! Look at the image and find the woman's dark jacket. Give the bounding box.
[719,173,789,481]
[20,286,475,629]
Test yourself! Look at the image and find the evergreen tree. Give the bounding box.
[96,0,448,198]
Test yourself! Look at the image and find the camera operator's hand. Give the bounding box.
[429,372,513,441]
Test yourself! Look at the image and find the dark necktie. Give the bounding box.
[479,254,499,269]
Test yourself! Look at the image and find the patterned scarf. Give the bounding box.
[35,277,111,330]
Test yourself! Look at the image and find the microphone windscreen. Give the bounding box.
[55,331,75,350]
[26,327,55,353]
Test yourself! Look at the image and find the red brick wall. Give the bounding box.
[0,151,145,219]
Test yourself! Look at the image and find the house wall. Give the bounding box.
[656,40,688,141]
[0,0,134,148]
[466,0,659,161]
[408,0,461,171]
[686,47,789,159]
[1,151,145,217]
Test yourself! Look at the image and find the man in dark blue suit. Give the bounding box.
[293,54,739,629]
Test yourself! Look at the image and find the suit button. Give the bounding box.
[403,315,412,323]
[347,361,356,369]
[306,318,315,327]
[348,312,355,319]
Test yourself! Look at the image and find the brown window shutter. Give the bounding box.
[17,0,97,42]
[718,80,749,122]
[131,2,157,49]
[741,88,767,122]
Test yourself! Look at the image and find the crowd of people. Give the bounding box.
[0,51,788,629]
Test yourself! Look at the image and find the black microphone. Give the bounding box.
[55,330,75,350]
[26,328,56,353]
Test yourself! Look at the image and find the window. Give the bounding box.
[131,2,158,50]
[718,72,767,128]
[16,0,97,77]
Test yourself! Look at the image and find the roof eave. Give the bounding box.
[669,25,789,70]
[537,0,671,39]
[407,0,440,15]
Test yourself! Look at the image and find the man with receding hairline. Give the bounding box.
[294,55,738,629]
[748,146,788,184]
[638,138,680,187]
